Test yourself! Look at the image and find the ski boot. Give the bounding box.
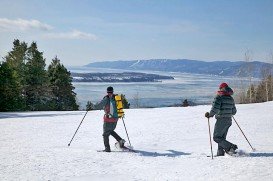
[226,144,238,155]
[102,147,111,152]
[217,148,225,156]
[115,139,126,149]
[119,139,126,148]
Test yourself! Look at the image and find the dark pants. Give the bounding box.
[103,122,122,150]
[213,118,234,156]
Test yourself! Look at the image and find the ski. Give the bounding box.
[97,150,110,152]
[97,142,137,153]
[206,153,240,157]
[97,147,137,153]
[226,151,249,157]
[96,150,130,153]
[207,155,218,157]
[115,142,137,153]
[206,150,249,157]
[121,146,137,153]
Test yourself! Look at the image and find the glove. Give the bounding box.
[205,112,210,118]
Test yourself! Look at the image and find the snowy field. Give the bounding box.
[0,102,273,181]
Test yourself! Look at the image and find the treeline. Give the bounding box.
[0,39,79,111]
[244,75,273,103]
[236,50,273,104]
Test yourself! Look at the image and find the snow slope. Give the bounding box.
[0,102,273,181]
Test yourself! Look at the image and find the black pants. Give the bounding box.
[103,122,122,149]
[213,118,234,155]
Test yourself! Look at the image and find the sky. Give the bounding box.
[0,0,273,66]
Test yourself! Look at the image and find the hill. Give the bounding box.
[85,59,273,77]
[0,102,273,180]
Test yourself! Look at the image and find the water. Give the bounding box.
[68,67,243,109]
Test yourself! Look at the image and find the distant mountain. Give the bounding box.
[85,59,273,77]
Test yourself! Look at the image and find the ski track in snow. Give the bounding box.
[0,102,273,180]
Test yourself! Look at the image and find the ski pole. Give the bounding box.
[68,110,89,147]
[122,117,132,147]
[207,117,214,159]
[232,116,255,151]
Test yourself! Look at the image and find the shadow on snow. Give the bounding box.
[135,149,191,157]
[0,112,83,119]
[249,152,273,157]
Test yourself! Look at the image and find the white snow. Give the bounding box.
[73,77,84,80]
[0,102,273,181]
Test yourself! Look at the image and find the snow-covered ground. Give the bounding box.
[0,102,273,181]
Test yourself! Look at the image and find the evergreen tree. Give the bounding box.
[5,39,28,67]
[25,42,50,110]
[0,62,24,111]
[121,94,130,109]
[255,75,273,103]
[48,56,79,110]
[93,102,103,110]
[246,84,256,103]
[268,75,273,101]
[255,82,266,102]
[86,101,95,111]
[4,39,27,110]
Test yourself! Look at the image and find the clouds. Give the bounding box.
[0,18,53,31]
[0,18,97,41]
[45,30,97,40]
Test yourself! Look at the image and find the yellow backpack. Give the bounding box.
[115,94,124,118]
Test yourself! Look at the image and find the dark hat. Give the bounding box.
[219,83,228,89]
[107,86,114,93]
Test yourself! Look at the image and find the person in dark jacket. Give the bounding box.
[205,83,238,156]
[97,86,125,152]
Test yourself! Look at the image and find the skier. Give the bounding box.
[97,86,125,152]
[205,83,238,156]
